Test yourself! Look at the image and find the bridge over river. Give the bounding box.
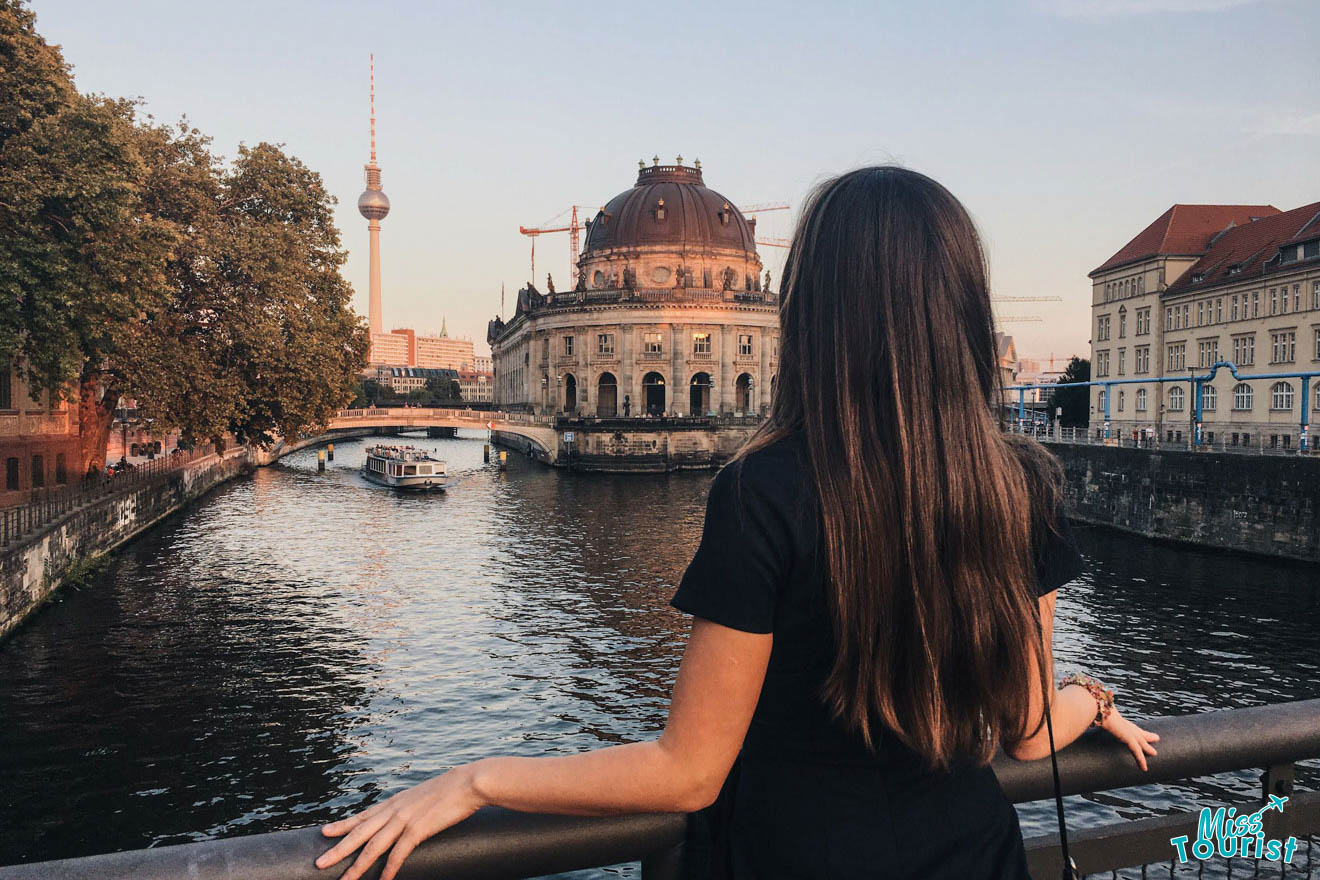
[306,407,560,463]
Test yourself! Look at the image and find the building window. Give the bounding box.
[1097,389,1106,412]
[1165,307,1174,329]
[55,453,67,485]
[1215,298,1223,323]
[1232,335,1255,366]
[1135,345,1150,374]
[1270,330,1296,364]
[562,335,574,357]
[1097,315,1110,341]
[1197,338,1219,368]
[0,364,10,410]
[692,332,711,355]
[1118,348,1126,375]
[1231,295,1239,321]
[1118,308,1127,338]
[738,334,754,357]
[1202,384,1217,411]
[1233,383,1253,411]
[1169,386,1185,411]
[1135,388,1148,412]
[1197,301,1205,326]
[597,333,615,355]
[31,455,44,489]
[1271,381,1294,411]
[1136,308,1150,336]
[1096,350,1110,377]
[644,332,663,354]
[1270,288,1278,315]
[5,457,17,491]
[1165,344,1185,372]
[1314,328,1320,361]
[1313,281,1319,310]
[1117,390,1125,412]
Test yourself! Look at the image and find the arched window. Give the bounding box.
[596,372,617,417]
[562,373,577,413]
[1118,306,1127,338]
[689,372,712,415]
[1118,390,1125,412]
[1168,386,1185,411]
[1271,381,1294,411]
[1097,389,1106,411]
[1135,388,1147,412]
[1201,385,1217,411]
[1233,383,1253,411]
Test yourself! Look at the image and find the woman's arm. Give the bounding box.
[1006,590,1159,769]
[316,619,772,880]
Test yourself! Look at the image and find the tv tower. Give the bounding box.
[357,54,390,336]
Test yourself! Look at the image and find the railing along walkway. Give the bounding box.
[2,700,1317,879]
[0,444,218,548]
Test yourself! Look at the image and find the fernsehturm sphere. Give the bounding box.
[358,54,390,336]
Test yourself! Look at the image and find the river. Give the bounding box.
[0,433,1316,875]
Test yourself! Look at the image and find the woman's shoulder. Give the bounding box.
[720,430,808,490]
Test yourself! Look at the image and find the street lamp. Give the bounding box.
[556,374,563,414]
[541,375,548,416]
[115,405,131,465]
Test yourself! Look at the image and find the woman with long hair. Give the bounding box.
[317,166,1159,880]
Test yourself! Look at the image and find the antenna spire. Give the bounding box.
[369,53,377,165]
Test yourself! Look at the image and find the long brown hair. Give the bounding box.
[740,166,1060,769]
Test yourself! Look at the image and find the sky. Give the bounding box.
[31,0,1320,362]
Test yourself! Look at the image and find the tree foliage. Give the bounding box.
[1049,356,1091,428]
[0,1,368,467]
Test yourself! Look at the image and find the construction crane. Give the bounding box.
[991,295,1063,303]
[519,205,594,289]
[741,203,790,215]
[756,236,791,249]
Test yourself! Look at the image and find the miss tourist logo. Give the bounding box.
[1170,796,1299,864]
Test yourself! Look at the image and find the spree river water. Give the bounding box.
[1,433,1317,874]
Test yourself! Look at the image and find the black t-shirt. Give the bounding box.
[671,431,1084,880]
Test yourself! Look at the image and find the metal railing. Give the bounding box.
[3,700,1316,879]
[1006,421,1320,457]
[0,443,217,548]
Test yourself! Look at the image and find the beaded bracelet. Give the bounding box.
[1060,672,1115,727]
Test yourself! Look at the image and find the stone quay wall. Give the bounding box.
[0,448,252,640]
[1051,443,1320,563]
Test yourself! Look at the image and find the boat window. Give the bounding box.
[418,465,431,474]
[405,465,417,475]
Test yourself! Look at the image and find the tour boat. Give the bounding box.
[362,444,448,491]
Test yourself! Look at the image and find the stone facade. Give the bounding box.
[0,363,81,506]
[489,161,778,423]
[1088,202,1320,449]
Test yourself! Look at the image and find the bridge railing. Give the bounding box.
[3,700,1317,879]
[1006,421,1320,456]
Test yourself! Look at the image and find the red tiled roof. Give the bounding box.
[1164,201,1320,293]
[1090,204,1279,276]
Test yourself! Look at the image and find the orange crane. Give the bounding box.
[520,204,607,290]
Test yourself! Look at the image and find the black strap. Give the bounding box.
[1043,689,1079,879]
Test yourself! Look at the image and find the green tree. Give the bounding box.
[1049,357,1090,428]
[0,2,367,466]
[0,1,176,468]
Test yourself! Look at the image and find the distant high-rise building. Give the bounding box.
[358,55,392,356]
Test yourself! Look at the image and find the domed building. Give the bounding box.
[488,158,779,470]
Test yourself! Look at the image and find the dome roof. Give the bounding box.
[582,163,756,256]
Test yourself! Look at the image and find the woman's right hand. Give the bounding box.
[1101,707,1160,771]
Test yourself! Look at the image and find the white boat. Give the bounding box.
[362,444,448,491]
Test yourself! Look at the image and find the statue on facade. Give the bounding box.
[722,267,736,291]
[764,270,772,292]
[574,271,586,292]
[674,266,685,288]
[546,273,555,295]
[622,394,631,417]
[622,266,636,290]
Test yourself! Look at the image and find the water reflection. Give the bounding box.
[0,433,1316,878]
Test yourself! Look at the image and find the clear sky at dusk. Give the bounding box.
[31,0,1320,361]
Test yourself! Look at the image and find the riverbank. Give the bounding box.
[0,447,254,640]
[1051,443,1320,563]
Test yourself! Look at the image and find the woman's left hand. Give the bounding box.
[316,765,483,880]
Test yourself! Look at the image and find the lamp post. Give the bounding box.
[556,374,563,414]
[540,376,548,417]
[748,376,756,417]
[115,405,130,466]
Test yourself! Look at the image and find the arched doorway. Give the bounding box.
[690,372,712,415]
[597,373,617,417]
[563,373,577,413]
[735,373,753,414]
[643,372,666,415]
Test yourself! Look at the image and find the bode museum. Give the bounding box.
[488,158,779,470]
